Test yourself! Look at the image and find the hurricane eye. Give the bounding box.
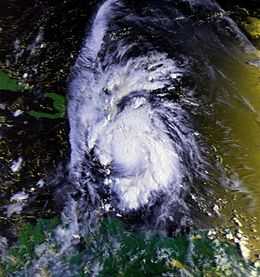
[103,88,111,95]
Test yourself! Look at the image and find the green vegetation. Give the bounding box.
[0,70,66,119]
[60,218,258,276]
[29,92,66,119]
[88,219,256,276]
[0,71,23,91]
[95,219,191,276]
[1,218,59,274]
[0,216,258,276]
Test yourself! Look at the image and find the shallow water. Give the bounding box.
[198,50,260,257]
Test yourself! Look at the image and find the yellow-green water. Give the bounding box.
[201,48,260,258]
